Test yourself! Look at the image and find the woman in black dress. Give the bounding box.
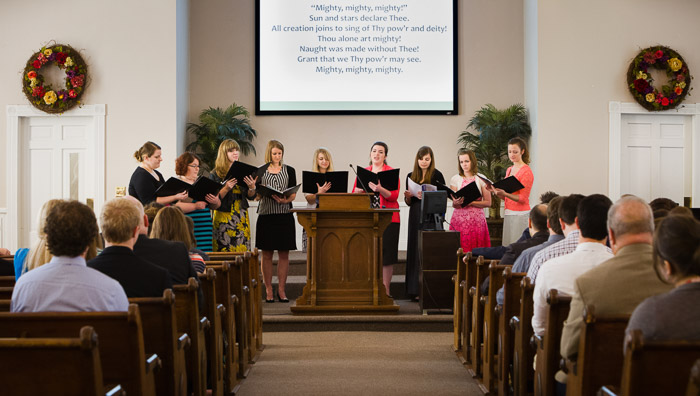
[255,140,297,302]
[403,146,445,301]
[128,141,187,206]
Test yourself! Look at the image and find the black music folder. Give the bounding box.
[437,181,482,205]
[355,167,400,191]
[188,176,223,202]
[224,161,260,182]
[154,177,191,197]
[477,174,525,194]
[302,171,349,194]
[257,183,302,198]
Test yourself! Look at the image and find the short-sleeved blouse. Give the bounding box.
[504,164,533,211]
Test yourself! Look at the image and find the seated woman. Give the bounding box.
[625,213,700,350]
[150,206,207,273]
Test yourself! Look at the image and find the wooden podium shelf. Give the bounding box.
[291,193,400,315]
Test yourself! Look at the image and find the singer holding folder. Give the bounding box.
[403,146,445,301]
[256,140,297,303]
[129,141,188,206]
[302,148,335,251]
[449,149,491,252]
[210,139,257,252]
[489,137,534,245]
[353,141,400,298]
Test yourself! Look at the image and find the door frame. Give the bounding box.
[609,101,700,203]
[5,104,106,250]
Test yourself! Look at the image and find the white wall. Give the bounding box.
[529,0,700,197]
[0,0,180,211]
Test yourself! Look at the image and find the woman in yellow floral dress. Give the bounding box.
[209,139,257,252]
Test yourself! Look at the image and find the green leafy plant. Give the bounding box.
[186,104,257,171]
[457,103,531,217]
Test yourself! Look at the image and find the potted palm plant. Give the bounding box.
[457,103,532,219]
[186,103,257,171]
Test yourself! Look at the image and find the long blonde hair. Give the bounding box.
[25,199,62,272]
[312,148,334,172]
[214,139,241,179]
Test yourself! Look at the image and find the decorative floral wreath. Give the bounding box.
[627,46,692,111]
[22,43,88,114]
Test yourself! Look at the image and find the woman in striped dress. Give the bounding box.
[255,140,297,303]
[174,152,221,252]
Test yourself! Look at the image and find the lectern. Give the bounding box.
[291,193,399,315]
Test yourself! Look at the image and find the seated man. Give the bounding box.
[89,197,172,298]
[496,196,564,304]
[11,200,128,312]
[526,194,585,282]
[560,196,673,371]
[532,194,613,336]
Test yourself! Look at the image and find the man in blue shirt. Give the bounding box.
[11,200,129,312]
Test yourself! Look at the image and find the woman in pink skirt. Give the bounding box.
[449,148,491,251]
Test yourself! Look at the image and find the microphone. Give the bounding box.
[349,164,370,193]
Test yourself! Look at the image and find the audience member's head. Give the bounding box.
[45,201,99,258]
[25,199,64,272]
[529,204,548,233]
[559,194,585,228]
[653,208,670,221]
[150,206,194,250]
[606,196,654,252]
[547,196,564,235]
[539,191,559,204]
[143,202,164,235]
[576,194,613,241]
[100,198,142,246]
[649,197,678,213]
[124,196,148,235]
[653,214,700,284]
[669,206,694,217]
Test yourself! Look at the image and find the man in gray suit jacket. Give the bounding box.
[558,196,673,382]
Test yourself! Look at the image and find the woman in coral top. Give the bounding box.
[490,137,534,245]
[353,141,400,298]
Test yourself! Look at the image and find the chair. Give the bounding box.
[129,289,190,396]
[533,289,571,396]
[173,278,209,396]
[0,326,125,396]
[497,267,526,396]
[511,277,535,396]
[0,304,159,396]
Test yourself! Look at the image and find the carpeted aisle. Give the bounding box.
[236,331,481,395]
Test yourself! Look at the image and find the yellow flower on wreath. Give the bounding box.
[679,81,687,89]
[43,90,57,105]
[43,48,52,57]
[65,57,74,67]
[645,93,655,103]
[668,58,683,72]
[29,78,38,88]
[636,71,648,80]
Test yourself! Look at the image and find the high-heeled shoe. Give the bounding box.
[276,292,289,303]
[265,296,275,303]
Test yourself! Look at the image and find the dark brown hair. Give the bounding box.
[410,146,435,184]
[457,148,477,177]
[45,201,99,257]
[653,214,700,282]
[368,141,389,166]
[508,137,530,164]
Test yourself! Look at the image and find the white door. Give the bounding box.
[619,114,692,204]
[18,115,98,248]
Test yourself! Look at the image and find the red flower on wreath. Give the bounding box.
[32,60,41,69]
[32,86,45,98]
[27,71,37,79]
[633,79,649,93]
[55,52,67,64]
[655,50,663,59]
[68,89,77,98]
[661,97,670,106]
[643,52,656,64]
[70,75,84,88]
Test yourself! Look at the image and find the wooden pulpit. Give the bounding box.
[290,193,400,315]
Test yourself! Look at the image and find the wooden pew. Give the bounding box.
[481,261,510,394]
[0,304,160,396]
[497,267,526,396]
[598,330,700,396]
[511,277,535,396]
[0,275,16,287]
[129,289,190,396]
[206,260,241,394]
[172,278,209,396]
[0,326,125,396]
[453,248,467,357]
[687,359,700,396]
[468,257,491,378]
[461,254,481,366]
[198,267,226,396]
[533,289,571,396]
[0,299,10,312]
[0,286,13,299]
[564,306,628,396]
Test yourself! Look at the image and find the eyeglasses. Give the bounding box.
[188,164,200,168]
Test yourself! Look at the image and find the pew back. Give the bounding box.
[512,277,535,396]
[498,268,526,396]
[534,289,571,396]
[453,248,467,355]
[482,261,509,393]
[468,256,490,378]
[461,253,479,366]
[172,278,209,396]
[198,267,225,396]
